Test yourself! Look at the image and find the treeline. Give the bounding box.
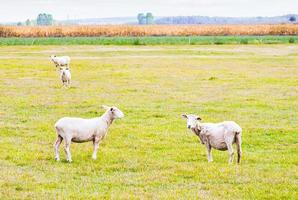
[155,15,298,24]
[16,13,54,26]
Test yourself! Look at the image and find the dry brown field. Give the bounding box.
[0,24,298,37]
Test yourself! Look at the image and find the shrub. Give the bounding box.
[289,38,295,43]
[240,38,249,44]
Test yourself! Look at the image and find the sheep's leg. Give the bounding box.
[62,81,67,88]
[235,133,242,164]
[64,138,72,162]
[224,131,235,164]
[227,143,234,164]
[92,137,100,160]
[54,135,63,161]
[206,143,213,162]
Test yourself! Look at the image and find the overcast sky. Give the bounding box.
[0,0,297,22]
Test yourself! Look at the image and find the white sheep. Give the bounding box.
[182,114,242,164]
[59,67,71,88]
[54,105,124,162]
[50,55,70,68]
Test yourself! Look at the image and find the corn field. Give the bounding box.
[0,24,297,37]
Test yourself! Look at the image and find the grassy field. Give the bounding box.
[0,44,297,199]
[0,36,298,46]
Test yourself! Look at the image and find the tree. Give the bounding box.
[25,19,31,26]
[137,13,146,25]
[137,13,154,24]
[289,16,296,22]
[37,13,53,25]
[47,14,53,25]
[37,14,44,25]
[146,13,154,24]
[17,22,22,26]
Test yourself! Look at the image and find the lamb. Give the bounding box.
[59,67,71,88]
[182,114,242,164]
[54,105,124,162]
[50,55,70,68]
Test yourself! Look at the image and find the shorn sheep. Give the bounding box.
[50,55,70,68]
[59,67,71,88]
[54,105,124,162]
[182,114,242,164]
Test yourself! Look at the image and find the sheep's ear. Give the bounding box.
[181,114,187,118]
[110,107,114,111]
[197,117,202,121]
[101,105,110,110]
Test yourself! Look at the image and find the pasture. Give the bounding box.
[0,44,297,199]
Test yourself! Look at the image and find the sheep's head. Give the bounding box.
[59,67,68,74]
[181,114,201,129]
[102,105,124,119]
[50,55,56,60]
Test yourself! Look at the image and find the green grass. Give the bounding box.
[0,44,297,199]
[0,36,298,45]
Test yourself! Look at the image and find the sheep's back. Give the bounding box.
[55,117,96,131]
[221,121,242,134]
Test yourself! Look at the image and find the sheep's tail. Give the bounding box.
[54,123,60,135]
[54,121,63,135]
[235,131,242,164]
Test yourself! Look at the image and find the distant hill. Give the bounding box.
[59,17,137,25]
[58,14,297,25]
[2,14,297,26]
[155,14,298,24]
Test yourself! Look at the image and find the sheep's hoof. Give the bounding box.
[66,159,72,163]
[55,157,60,162]
[92,156,97,160]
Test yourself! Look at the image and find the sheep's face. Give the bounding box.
[181,114,201,129]
[102,105,124,119]
[59,67,68,75]
[50,55,56,60]
[111,107,124,119]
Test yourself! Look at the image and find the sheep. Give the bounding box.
[59,67,71,88]
[54,105,124,162]
[182,114,242,164]
[50,55,70,68]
